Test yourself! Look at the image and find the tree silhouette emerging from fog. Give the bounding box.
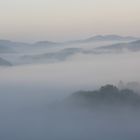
[66,85,140,109]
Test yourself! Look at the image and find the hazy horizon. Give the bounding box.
[0,0,140,42]
[1,0,140,139]
[0,34,139,43]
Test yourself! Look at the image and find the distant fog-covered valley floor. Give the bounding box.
[0,35,140,140]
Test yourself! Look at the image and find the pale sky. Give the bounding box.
[0,0,140,42]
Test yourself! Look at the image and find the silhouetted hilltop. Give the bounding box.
[63,85,140,109]
[67,35,139,44]
[84,35,138,42]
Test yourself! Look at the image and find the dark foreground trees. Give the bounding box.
[65,85,140,109]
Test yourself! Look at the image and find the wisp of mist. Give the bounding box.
[0,50,140,140]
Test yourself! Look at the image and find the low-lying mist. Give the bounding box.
[0,48,140,139]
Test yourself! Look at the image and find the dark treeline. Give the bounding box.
[62,85,140,110]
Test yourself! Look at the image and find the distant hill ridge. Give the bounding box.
[67,35,139,44]
[0,35,139,47]
[97,39,140,52]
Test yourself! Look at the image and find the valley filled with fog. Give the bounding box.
[0,35,140,140]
